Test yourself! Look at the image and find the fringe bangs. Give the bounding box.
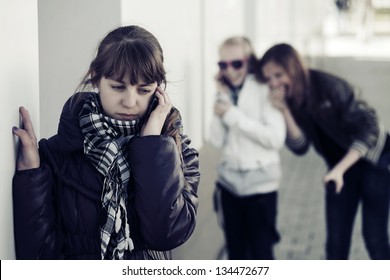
[103,41,165,86]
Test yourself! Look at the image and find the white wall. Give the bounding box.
[38,0,121,139]
[254,0,332,55]
[0,0,40,259]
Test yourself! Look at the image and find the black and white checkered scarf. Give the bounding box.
[79,92,139,259]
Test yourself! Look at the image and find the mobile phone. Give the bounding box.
[147,94,159,115]
[219,74,234,90]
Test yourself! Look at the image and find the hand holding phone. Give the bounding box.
[219,74,231,86]
[141,87,172,136]
[215,72,231,93]
[146,94,159,116]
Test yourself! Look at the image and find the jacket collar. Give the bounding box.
[57,92,93,153]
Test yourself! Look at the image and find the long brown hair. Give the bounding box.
[257,43,310,108]
[73,25,182,149]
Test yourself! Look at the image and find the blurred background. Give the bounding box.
[1,0,389,259]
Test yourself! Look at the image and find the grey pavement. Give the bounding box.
[173,56,390,260]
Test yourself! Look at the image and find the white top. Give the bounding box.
[208,74,286,196]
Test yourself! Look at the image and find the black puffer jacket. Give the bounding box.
[12,93,200,260]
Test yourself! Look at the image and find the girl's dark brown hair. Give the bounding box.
[257,43,310,107]
[73,25,182,149]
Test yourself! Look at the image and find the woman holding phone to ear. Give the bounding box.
[209,36,286,259]
[12,25,200,260]
[258,43,389,260]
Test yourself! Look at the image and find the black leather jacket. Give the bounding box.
[13,93,200,260]
[286,70,385,166]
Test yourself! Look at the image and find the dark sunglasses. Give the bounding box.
[218,59,246,70]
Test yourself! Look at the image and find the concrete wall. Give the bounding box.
[0,0,40,259]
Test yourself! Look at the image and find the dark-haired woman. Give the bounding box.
[12,25,200,260]
[258,43,389,260]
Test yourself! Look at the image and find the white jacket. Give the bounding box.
[209,75,286,172]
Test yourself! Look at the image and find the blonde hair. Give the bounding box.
[219,36,257,73]
[219,36,255,56]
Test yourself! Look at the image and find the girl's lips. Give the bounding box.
[117,113,138,121]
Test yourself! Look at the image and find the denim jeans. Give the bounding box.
[217,183,280,260]
[325,148,390,259]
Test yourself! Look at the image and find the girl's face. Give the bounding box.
[98,76,157,121]
[218,45,249,87]
[262,61,292,97]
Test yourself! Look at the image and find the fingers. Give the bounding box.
[155,87,172,108]
[13,107,40,170]
[270,87,286,99]
[13,106,38,149]
[12,126,30,143]
[269,90,287,110]
[141,88,172,136]
[214,101,230,117]
[324,177,343,194]
[334,179,343,194]
[18,106,37,140]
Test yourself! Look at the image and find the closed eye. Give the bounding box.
[138,88,152,94]
[111,84,126,91]
[137,85,156,95]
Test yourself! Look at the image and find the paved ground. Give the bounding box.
[173,56,390,260]
[173,144,369,260]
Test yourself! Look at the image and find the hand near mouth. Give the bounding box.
[269,85,288,111]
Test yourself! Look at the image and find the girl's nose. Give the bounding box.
[122,89,137,108]
[269,78,279,89]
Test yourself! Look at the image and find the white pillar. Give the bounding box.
[0,0,40,260]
